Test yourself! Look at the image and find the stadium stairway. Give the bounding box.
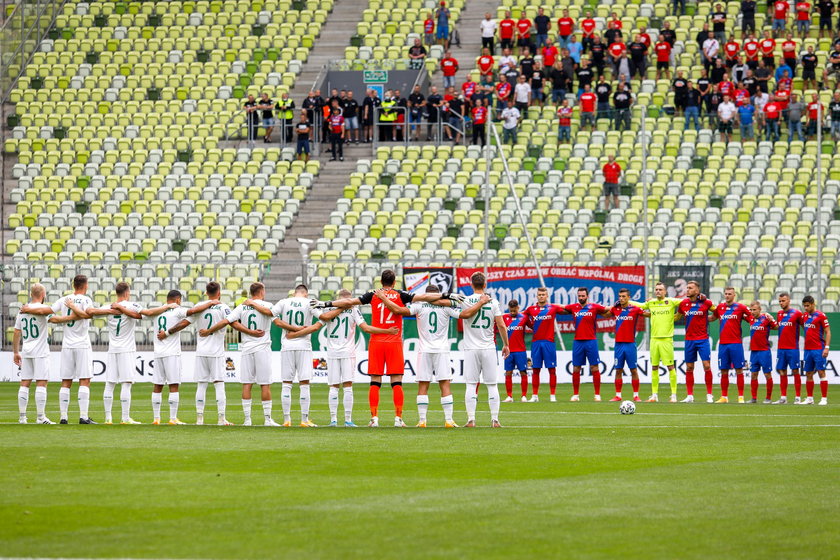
[435,0,498,89]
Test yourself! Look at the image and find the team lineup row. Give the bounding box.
[11,271,832,428]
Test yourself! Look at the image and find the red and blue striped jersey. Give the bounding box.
[776,308,803,349]
[611,304,643,343]
[524,304,564,342]
[749,314,777,351]
[802,311,829,350]
[679,298,715,340]
[502,312,528,353]
[564,303,607,341]
[715,302,750,344]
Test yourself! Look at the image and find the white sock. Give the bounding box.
[214,382,226,418]
[18,386,29,417]
[120,383,132,421]
[78,385,90,419]
[195,382,208,415]
[343,386,354,422]
[262,399,272,421]
[242,398,252,422]
[281,383,292,422]
[103,382,116,421]
[300,384,311,422]
[633,391,639,397]
[35,386,47,419]
[487,384,500,421]
[168,392,180,420]
[441,394,454,422]
[59,387,70,420]
[328,386,339,422]
[465,383,478,421]
[416,394,429,423]
[152,392,162,419]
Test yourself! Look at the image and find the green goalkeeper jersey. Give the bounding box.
[632,297,682,339]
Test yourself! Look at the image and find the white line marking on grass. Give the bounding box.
[500,411,840,418]
[506,424,840,429]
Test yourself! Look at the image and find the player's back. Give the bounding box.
[230,300,273,353]
[411,302,460,353]
[15,304,51,358]
[274,296,320,350]
[153,306,187,357]
[324,307,364,357]
[462,294,501,350]
[105,301,144,353]
[370,289,406,343]
[51,295,94,348]
[194,301,231,357]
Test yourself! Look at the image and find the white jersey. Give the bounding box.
[15,303,52,358]
[190,301,232,357]
[152,306,188,358]
[409,302,461,353]
[51,295,94,349]
[321,307,365,358]
[228,300,273,354]
[272,296,322,351]
[461,294,502,351]
[105,301,144,354]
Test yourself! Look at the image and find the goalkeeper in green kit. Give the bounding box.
[632,282,683,403]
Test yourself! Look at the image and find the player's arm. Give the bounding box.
[457,294,491,319]
[88,306,120,317]
[494,315,511,357]
[314,296,363,309]
[272,316,303,332]
[373,288,412,316]
[359,322,400,335]
[140,302,177,317]
[244,299,274,317]
[230,321,264,338]
[823,322,831,358]
[166,319,192,336]
[48,312,81,324]
[12,329,22,366]
[199,318,231,338]
[20,305,52,315]
[286,321,324,339]
[317,307,344,322]
[186,299,221,316]
[111,302,143,320]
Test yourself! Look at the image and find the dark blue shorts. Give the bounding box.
[504,351,528,373]
[776,348,800,371]
[803,349,826,372]
[572,339,599,367]
[614,342,637,370]
[531,339,557,368]
[718,343,745,370]
[685,339,711,363]
[750,350,772,373]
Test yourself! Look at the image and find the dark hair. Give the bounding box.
[206,281,220,297]
[167,289,182,301]
[802,295,815,305]
[425,285,441,294]
[249,282,265,297]
[619,288,629,295]
[471,272,486,289]
[778,292,790,299]
[578,287,589,295]
[295,284,308,294]
[381,269,396,287]
[508,299,519,308]
[73,274,87,290]
[115,282,129,296]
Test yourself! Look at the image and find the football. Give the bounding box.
[619,400,636,415]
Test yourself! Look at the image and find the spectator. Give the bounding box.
[500,99,521,144]
[499,11,515,51]
[755,59,771,92]
[557,9,575,49]
[772,0,790,36]
[775,83,791,108]
[480,13,496,52]
[723,35,741,68]
[560,48,577,88]
[595,74,612,120]
[732,56,749,83]
[499,47,516,74]
[581,11,597,52]
[327,107,345,161]
[516,13,533,55]
[495,74,512,114]
[613,83,633,131]
[255,92,273,143]
[764,95,782,141]
[614,51,632,84]
[787,93,805,142]
[379,90,397,141]
[530,60,546,106]
[685,81,702,131]
[441,50,459,89]
[717,94,737,142]
[579,84,597,131]
[407,85,425,142]
[744,33,760,69]
[275,92,295,144]
[341,90,359,143]
[534,7,551,50]
[760,30,777,68]
[742,0,757,36]
[590,35,606,76]
[408,38,427,70]
[781,32,798,73]
[461,75,478,105]
[697,68,712,110]
[542,39,559,69]
[711,58,727,83]
[702,31,720,73]
[736,98,756,140]
[503,61,520,87]
[801,45,818,89]
[514,74,530,113]
[817,0,834,38]
[602,155,622,211]
[556,99,573,143]
[244,94,259,143]
[477,47,495,85]
[295,110,311,161]
[638,25,652,48]
[706,88,722,129]
[301,90,319,126]
[711,4,727,43]
[674,0,686,16]
[361,88,380,143]
[777,68,793,92]
[655,36,673,80]
[825,43,840,88]
[673,70,688,115]
[717,72,734,97]
[608,37,626,75]
[567,35,582,64]
[742,68,758,95]
[549,60,567,102]
[829,91,840,138]
[754,88,770,133]
[471,98,488,146]
[806,92,823,139]
[576,58,594,95]
[426,86,442,140]
[604,19,622,47]
[435,1,450,47]
[696,23,711,64]
[627,34,648,80]
[519,47,535,79]
[445,92,465,142]
[423,12,435,47]
[795,1,811,37]
[734,82,750,106]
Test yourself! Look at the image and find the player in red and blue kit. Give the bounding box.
[676,281,717,403]
[774,292,803,404]
[501,299,530,402]
[747,302,777,404]
[609,288,644,402]
[714,287,751,403]
[523,287,565,402]
[564,287,611,402]
[799,295,831,405]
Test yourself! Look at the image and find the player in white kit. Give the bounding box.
[286,289,400,427]
[374,285,491,428]
[102,282,175,424]
[13,283,80,424]
[460,272,509,428]
[150,290,192,425]
[164,281,233,425]
[24,274,119,424]
[201,282,277,426]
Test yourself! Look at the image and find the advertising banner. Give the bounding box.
[403,267,456,295]
[659,265,712,297]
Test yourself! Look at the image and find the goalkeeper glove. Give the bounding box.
[310,300,331,309]
[442,292,466,303]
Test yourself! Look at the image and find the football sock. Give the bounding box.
[300,384,311,421]
[391,382,404,418]
[631,377,640,396]
[720,373,730,397]
[794,373,802,397]
[78,385,90,419]
[780,373,788,396]
[18,386,29,417]
[704,369,714,395]
[102,382,115,421]
[820,379,828,398]
[531,368,541,395]
[281,382,292,422]
[593,370,601,396]
[262,399,272,421]
[441,394,454,422]
[369,382,381,418]
[35,386,47,419]
[465,382,478,421]
[120,383,132,421]
[685,371,695,396]
[504,375,513,397]
[328,386,340,421]
[765,377,774,400]
[669,368,678,396]
[343,387,354,422]
[572,371,581,395]
[195,381,208,415]
[806,378,814,398]
[59,387,70,420]
[751,376,759,400]
[549,368,557,395]
[151,392,162,419]
[242,398,252,423]
[736,373,745,397]
[650,370,659,395]
[520,373,528,397]
[416,394,429,423]
[214,382,226,419]
[487,384,500,421]
[615,372,623,395]
[168,392,179,420]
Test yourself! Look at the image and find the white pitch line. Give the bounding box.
[499,411,840,418]
[505,424,840,429]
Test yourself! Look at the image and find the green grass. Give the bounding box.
[1,382,839,559]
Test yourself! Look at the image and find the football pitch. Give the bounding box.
[1,383,838,560]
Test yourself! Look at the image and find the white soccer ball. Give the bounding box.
[619,400,636,415]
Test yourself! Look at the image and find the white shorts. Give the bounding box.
[106,352,135,383]
[463,348,500,384]
[327,357,356,385]
[241,349,272,385]
[21,356,49,381]
[416,352,454,382]
[281,349,312,382]
[60,347,92,380]
[152,355,181,385]
[195,355,224,383]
